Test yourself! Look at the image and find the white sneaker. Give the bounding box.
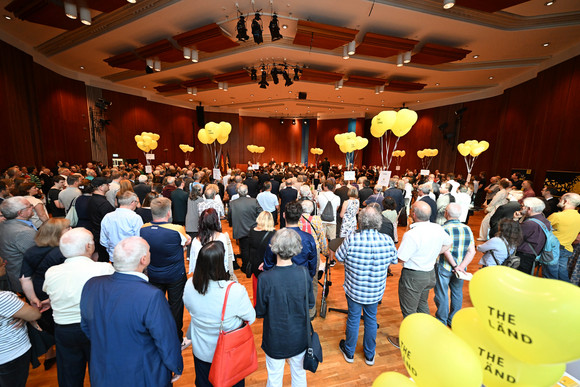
[181,337,192,351]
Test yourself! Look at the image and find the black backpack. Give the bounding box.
[320,193,335,222]
[490,237,520,269]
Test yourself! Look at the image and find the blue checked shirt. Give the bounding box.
[439,219,474,271]
[335,229,398,304]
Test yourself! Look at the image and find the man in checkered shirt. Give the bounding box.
[335,207,398,366]
[434,203,475,327]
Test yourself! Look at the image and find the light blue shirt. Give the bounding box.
[100,208,143,261]
[256,191,278,212]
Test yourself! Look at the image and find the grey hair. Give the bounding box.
[150,197,172,219]
[138,175,148,183]
[459,185,468,193]
[358,206,382,230]
[166,176,175,185]
[59,228,94,258]
[389,179,397,188]
[413,201,431,221]
[299,185,312,199]
[523,197,545,213]
[301,199,314,215]
[563,193,580,207]
[419,184,431,194]
[0,197,30,219]
[113,236,149,272]
[270,228,302,259]
[117,191,138,206]
[446,203,462,219]
[204,187,216,199]
[238,184,248,196]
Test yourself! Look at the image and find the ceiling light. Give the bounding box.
[280,119,284,124]
[154,59,161,72]
[183,47,191,60]
[251,12,263,44]
[334,82,339,90]
[292,119,296,125]
[258,67,269,89]
[269,13,283,41]
[250,67,257,81]
[223,82,228,91]
[443,0,455,9]
[379,85,384,93]
[218,82,224,90]
[293,67,302,81]
[80,66,85,70]
[187,87,193,94]
[4,15,12,20]
[435,83,440,86]
[282,24,288,29]
[403,51,411,64]
[375,86,380,95]
[342,46,349,60]
[79,7,91,25]
[270,66,280,85]
[145,58,154,73]
[543,42,550,47]
[189,98,193,101]
[283,67,293,86]
[236,15,249,41]
[191,49,198,63]
[250,94,254,97]
[489,76,494,80]
[213,99,217,102]
[473,55,479,59]
[396,53,403,67]
[338,79,343,89]
[347,40,356,56]
[416,100,420,102]
[545,1,554,5]
[64,2,77,19]
[143,86,147,88]
[127,0,137,3]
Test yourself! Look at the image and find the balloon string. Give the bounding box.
[384,132,391,170]
[464,156,471,173]
[379,136,384,169]
[386,136,400,171]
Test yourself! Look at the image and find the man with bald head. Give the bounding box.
[80,237,183,387]
[43,228,114,387]
[388,201,451,349]
[434,203,475,327]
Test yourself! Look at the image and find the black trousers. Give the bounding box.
[239,236,250,269]
[193,356,245,387]
[150,274,187,342]
[0,349,30,387]
[516,252,537,275]
[54,323,90,387]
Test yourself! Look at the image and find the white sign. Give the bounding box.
[377,171,391,187]
[145,153,155,160]
[213,168,222,180]
[145,165,152,173]
[184,160,189,166]
[112,153,119,157]
[344,171,355,181]
[395,166,401,171]
[420,169,430,176]
[252,163,259,170]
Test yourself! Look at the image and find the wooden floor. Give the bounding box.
[27,211,486,386]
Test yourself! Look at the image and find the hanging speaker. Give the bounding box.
[298,92,307,100]
[196,106,205,128]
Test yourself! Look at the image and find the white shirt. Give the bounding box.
[397,221,452,271]
[455,192,472,222]
[43,256,114,324]
[256,191,278,212]
[100,208,143,260]
[317,191,341,224]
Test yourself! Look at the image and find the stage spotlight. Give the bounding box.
[293,67,302,81]
[270,66,280,85]
[250,67,257,81]
[280,119,284,124]
[282,66,293,87]
[236,15,249,41]
[292,119,296,125]
[251,12,263,44]
[258,68,269,89]
[269,13,283,41]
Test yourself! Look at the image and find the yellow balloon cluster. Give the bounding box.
[392,150,406,157]
[197,121,232,145]
[370,108,418,138]
[457,140,489,157]
[310,148,323,155]
[417,148,438,159]
[135,132,160,152]
[247,145,265,153]
[179,144,194,153]
[334,132,368,153]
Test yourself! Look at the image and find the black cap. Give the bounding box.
[91,177,111,187]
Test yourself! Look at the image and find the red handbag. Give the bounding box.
[209,282,258,387]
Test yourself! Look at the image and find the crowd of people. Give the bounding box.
[0,159,579,386]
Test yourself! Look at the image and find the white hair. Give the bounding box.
[113,237,149,272]
[138,175,148,183]
[59,228,94,258]
[0,197,29,219]
[270,228,302,259]
[523,197,545,213]
[446,203,462,219]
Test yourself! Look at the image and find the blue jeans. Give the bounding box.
[344,295,378,359]
[434,264,464,326]
[543,246,572,282]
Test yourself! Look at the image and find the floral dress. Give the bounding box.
[340,199,359,237]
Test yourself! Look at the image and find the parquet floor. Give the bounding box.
[27,211,486,386]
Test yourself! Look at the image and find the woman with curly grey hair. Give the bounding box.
[255,228,314,387]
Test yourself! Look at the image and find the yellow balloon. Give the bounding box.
[470,266,580,364]
[345,132,356,140]
[218,121,232,137]
[217,134,228,145]
[391,109,418,137]
[198,129,211,144]
[134,135,142,143]
[417,150,425,159]
[355,137,368,150]
[480,141,489,151]
[334,134,345,146]
[470,145,485,157]
[339,144,349,153]
[432,149,438,156]
[453,307,565,387]
[137,142,146,151]
[149,140,158,150]
[143,145,150,152]
[457,143,471,157]
[188,146,194,152]
[401,150,405,157]
[400,313,483,387]
[378,110,398,129]
[373,372,416,387]
[151,133,160,141]
[465,140,478,147]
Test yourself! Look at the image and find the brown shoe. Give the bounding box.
[387,335,400,349]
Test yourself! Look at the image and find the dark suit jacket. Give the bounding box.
[244,178,260,198]
[378,216,395,241]
[133,183,151,204]
[384,188,405,213]
[419,196,438,223]
[543,197,559,218]
[279,187,298,215]
[490,201,522,237]
[335,186,349,206]
[269,179,280,197]
[358,187,374,207]
[229,196,263,239]
[170,188,188,224]
[80,272,183,387]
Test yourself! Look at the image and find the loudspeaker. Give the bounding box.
[196,106,205,128]
[298,92,307,100]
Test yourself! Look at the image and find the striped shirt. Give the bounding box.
[439,219,474,271]
[335,229,398,304]
[0,291,30,364]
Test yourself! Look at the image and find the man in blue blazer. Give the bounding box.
[80,236,183,387]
